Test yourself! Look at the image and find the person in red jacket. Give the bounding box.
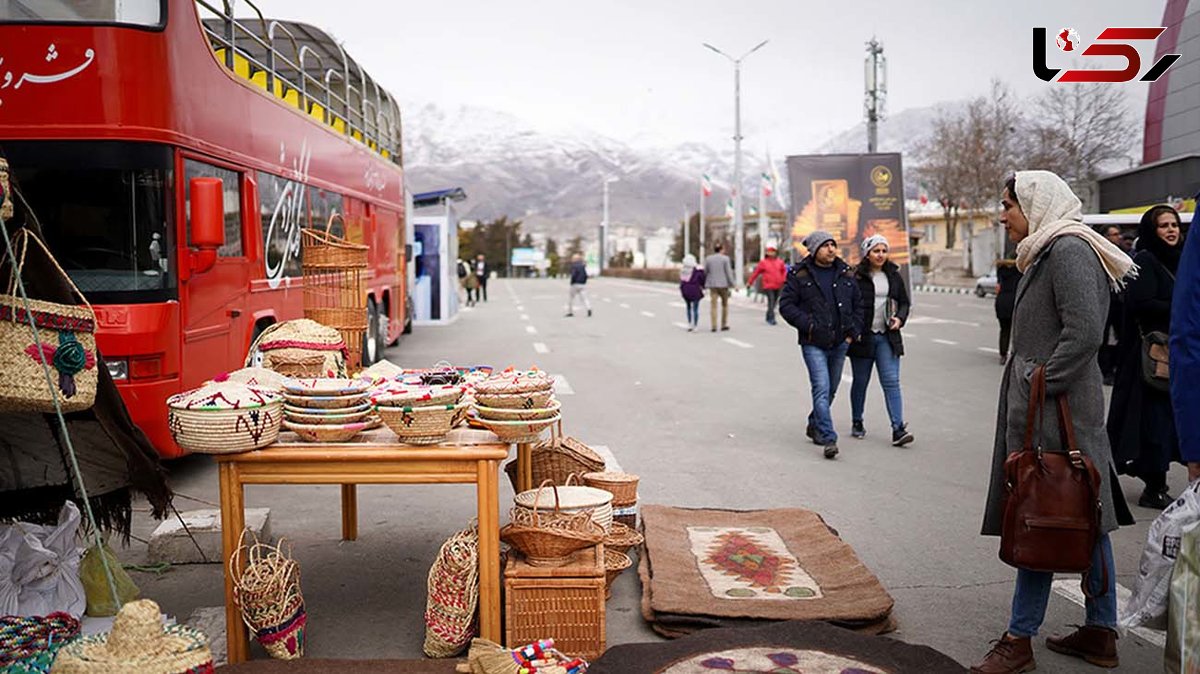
[747,246,788,325]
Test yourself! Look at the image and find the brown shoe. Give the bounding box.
[970,633,1036,674]
[1046,625,1118,668]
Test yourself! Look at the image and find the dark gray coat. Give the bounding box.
[981,236,1134,536]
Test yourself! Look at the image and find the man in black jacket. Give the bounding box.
[565,253,592,317]
[474,254,489,302]
[779,231,863,459]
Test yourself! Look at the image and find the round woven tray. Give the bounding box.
[474,389,554,410]
[473,414,559,445]
[374,385,465,407]
[377,403,468,445]
[604,521,644,555]
[283,420,367,443]
[604,548,632,599]
[167,400,283,454]
[582,471,639,507]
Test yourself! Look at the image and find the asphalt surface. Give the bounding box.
[126,276,1183,671]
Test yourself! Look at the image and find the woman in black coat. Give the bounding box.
[994,260,1021,362]
[847,235,913,446]
[1107,204,1184,509]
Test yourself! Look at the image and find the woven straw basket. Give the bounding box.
[581,471,639,507]
[507,420,606,489]
[604,548,632,599]
[474,389,554,410]
[230,531,305,660]
[302,214,368,370]
[473,399,560,422]
[603,521,644,556]
[423,524,479,658]
[167,401,283,454]
[474,414,559,445]
[377,403,468,445]
[248,319,347,378]
[0,230,98,413]
[473,370,553,396]
[502,481,605,567]
[514,476,613,533]
[50,599,213,674]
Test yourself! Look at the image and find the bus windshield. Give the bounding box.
[1,141,176,303]
[0,0,163,27]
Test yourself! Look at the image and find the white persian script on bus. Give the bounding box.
[0,44,96,107]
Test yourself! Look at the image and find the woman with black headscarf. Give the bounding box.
[1107,204,1184,509]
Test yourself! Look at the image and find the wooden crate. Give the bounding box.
[504,544,606,662]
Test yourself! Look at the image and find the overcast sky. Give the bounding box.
[241,0,1167,153]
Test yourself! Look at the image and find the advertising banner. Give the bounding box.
[786,153,909,269]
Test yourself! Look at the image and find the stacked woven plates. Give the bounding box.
[374,385,468,445]
[281,378,374,442]
[472,370,560,443]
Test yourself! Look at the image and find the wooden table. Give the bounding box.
[215,428,510,664]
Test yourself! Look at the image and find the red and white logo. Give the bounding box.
[1055,28,1080,52]
[1034,27,1181,83]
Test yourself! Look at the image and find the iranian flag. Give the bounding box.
[701,174,713,197]
[724,199,735,217]
[761,172,773,198]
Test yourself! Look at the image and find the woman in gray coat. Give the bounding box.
[971,171,1136,674]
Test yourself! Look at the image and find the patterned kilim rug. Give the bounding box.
[589,620,965,673]
[216,659,460,673]
[639,506,895,637]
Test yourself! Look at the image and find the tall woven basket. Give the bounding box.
[302,213,368,371]
[423,524,479,658]
[230,530,306,660]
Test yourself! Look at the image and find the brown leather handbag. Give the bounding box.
[999,366,1103,575]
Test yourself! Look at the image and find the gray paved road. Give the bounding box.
[132,276,1180,671]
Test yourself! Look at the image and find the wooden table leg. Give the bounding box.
[219,463,250,665]
[516,442,533,492]
[476,459,501,643]
[340,484,358,541]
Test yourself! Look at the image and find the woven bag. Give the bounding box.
[230,530,305,660]
[423,524,479,658]
[0,229,98,413]
[0,612,79,674]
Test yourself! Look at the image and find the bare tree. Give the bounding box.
[916,112,967,249]
[1022,82,1134,210]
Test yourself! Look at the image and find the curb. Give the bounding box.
[914,285,975,295]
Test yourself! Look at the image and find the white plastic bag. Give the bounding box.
[1165,527,1200,674]
[0,526,20,614]
[3,501,86,617]
[1121,480,1200,630]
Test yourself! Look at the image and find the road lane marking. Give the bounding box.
[551,374,574,395]
[977,347,1000,354]
[723,338,753,349]
[668,301,685,308]
[841,373,853,385]
[603,297,612,303]
[516,305,525,312]
[673,322,690,330]
[525,325,538,335]
[533,342,549,354]
[619,303,630,309]
[590,445,623,472]
[640,310,655,318]
[1052,580,1163,647]
[933,339,958,346]
[520,314,530,321]
[908,316,981,328]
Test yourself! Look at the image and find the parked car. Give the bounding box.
[975,271,999,297]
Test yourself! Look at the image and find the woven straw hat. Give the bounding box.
[51,599,213,674]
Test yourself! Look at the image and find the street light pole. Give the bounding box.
[704,39,768,289]
[601,176,618,272]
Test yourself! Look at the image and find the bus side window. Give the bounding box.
[184,159,243,258]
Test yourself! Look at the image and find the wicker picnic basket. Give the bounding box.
[0,612,79,674]
[377,402,468,445]
[503,420,605,490]
[581,471,639,507]
[0,229,98,413]
[502,481,605,567]
[423,524,480,658]
[514,475,613,533]
[248,319,348,378]
[230,530,305,660]
[50,599,213,674]
[302,213,368,371]
[603,548,632,600]
[167,382,283,454]
[603,521,644,556]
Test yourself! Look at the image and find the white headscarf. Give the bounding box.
[681,254,698,282]
[1013,170,1136,290]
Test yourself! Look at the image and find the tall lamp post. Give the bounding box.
[704,39,768,288]
[600,176,619,272]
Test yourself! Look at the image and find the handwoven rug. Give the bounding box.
[640,506,894,636]
[589,620,965,674]
[216,659,460,673]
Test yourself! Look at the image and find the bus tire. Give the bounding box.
[402,291,414,335]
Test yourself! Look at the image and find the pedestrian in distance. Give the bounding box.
[994,260,1021,363]
[974,171,1135,674]
[1107,204,1184,510]
[1169,189,1200,486]
[778,230,862,460]
[703,243,736,332]
[847,234,913,446]
[747,245,788,325]
[564,253,592,317]
[474,253,489,302]
[1098,224,1129,385]
[679,253,706,332]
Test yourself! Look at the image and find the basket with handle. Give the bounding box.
[581,471,639,507]
[603,521,644,556]
[603,548,632,599]
[302,212,368,370]
[0,228,99,413]
[504,419,606,490]
[229,529,306,660]
[501,480,604,567]
[423,523,480,658]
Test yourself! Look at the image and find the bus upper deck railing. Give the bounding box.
[194,0,401,164]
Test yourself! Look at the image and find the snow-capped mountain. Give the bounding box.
[400,101,940,238]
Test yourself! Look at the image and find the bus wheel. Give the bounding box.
[364,299,380,366]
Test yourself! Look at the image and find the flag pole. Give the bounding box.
[699,184,706,257]
[759,178,768,262]
[683,207,690,262]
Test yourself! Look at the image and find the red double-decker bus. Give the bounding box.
[0,0,409,458]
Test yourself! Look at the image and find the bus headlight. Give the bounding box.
[106,358,129,381]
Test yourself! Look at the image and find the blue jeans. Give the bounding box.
[1007,533,1117,637]
[850,333,905,431]
[685,300,700,327]
[801,342,849,443]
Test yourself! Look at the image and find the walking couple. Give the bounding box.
[779,230,914,459]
